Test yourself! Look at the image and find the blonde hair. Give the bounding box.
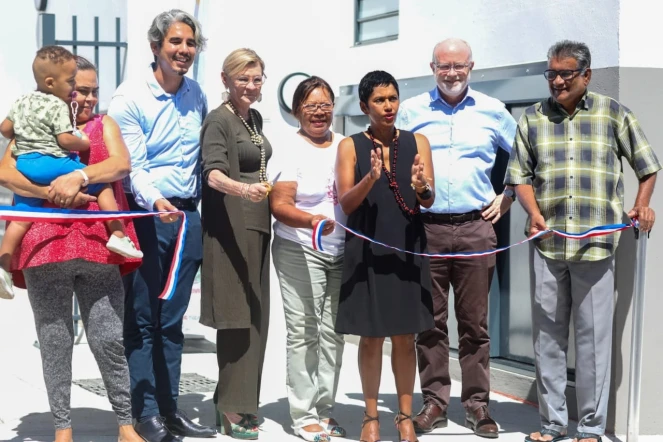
[222,48,265,78]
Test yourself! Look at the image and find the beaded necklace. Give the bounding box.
[227,101,268,183]
[367,127,420,217]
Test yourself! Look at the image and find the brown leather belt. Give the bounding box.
[422,210,483,224]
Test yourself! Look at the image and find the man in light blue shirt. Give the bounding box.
[396,38,516,439]
[107,9,215,442]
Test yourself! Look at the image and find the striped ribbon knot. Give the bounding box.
[0,206,188,300]
[312,218,635,258]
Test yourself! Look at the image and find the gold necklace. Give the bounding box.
[227,101,267,183]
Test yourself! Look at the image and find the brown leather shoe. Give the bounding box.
[412,402,447,434]
[465,406,499,439]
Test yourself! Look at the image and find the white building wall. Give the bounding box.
[619,0,663,68]
[614,0,663,434]
[183,0,619,162]
[0,0,127,116]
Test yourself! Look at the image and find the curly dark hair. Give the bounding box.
[35,45,75,64]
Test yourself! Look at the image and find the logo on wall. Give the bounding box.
[278,72,310,114]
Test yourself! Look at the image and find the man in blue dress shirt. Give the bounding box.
[396,38,517,439]
[107,9,215,442]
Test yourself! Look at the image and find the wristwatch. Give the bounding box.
[504,188,516,201]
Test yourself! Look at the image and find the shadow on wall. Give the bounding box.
[608,212,638,434]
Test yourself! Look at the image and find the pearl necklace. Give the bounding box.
[227,101,267,183]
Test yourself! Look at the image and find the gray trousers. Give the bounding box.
[24,259,132,430]
[531,246,614,436]
[272,236,345,431]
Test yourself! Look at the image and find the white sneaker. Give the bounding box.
[0,267,14,300]
[106,235,144,259]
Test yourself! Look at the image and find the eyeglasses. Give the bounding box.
[75,87,99,98]
[301,102,333,114]
[543,69,585,81]
[235,76,266,87]
[434,62,471,73]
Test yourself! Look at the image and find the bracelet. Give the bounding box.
[241,183,250,200]
[75,169,89,187]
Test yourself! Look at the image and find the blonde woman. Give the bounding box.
[200,48,272,440]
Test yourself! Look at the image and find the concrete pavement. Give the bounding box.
[0,264,649,442]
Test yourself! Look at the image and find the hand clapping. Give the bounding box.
[410,154,427,189]
[369,148,382,182]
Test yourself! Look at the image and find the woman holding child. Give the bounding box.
[0,54,143,442]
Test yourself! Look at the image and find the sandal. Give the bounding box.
[525,429,569,442]
[217,411,259,440]
[320,418,346,438]
[360,411,381,442]
[394,411,419,442]
[574,432,602,442]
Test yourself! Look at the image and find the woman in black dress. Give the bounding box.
[335,71,435,442]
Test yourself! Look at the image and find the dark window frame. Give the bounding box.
[354,0,399,46]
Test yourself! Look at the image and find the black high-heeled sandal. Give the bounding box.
[395,411,419,442]
[360,411,381,442]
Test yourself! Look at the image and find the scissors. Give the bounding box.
[263,171,281,196]
[269,171,282,185]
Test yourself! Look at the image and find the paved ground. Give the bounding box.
[0,264,654,442]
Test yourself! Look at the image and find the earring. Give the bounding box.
[257,93,263,103]
[222,90,229,102]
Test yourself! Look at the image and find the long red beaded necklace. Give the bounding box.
[367,127,420,217]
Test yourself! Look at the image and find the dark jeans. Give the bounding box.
[416,216,496,411]
[122,194,202,420]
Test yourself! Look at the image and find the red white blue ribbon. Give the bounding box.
[312,220,325,251]
[313,218,635,258]
[0,206,187,301]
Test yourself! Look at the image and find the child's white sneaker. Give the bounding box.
[106,235,144,259]
[0,267,15,300]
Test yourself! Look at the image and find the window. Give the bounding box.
[355,0,399,46]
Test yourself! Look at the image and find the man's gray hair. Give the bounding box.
[547,40,591,71]
[147,9,207,52]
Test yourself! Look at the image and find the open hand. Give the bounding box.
[369,148,382,182]
[482,193,513,224]
[410,154,427,189]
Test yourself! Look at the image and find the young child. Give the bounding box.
[0,46,142,300]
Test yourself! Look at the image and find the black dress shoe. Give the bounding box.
[135,416,182,442]
[164,409,217,438]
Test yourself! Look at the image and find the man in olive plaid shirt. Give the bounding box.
[505,40,660,442]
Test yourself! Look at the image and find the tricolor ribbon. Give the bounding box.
[0,206,187,300]
[313,218,635,258]
[312,220,326,251]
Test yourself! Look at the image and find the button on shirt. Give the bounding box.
[504,91,662,261]
[107,65,208,211]
[396,87,516,214]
